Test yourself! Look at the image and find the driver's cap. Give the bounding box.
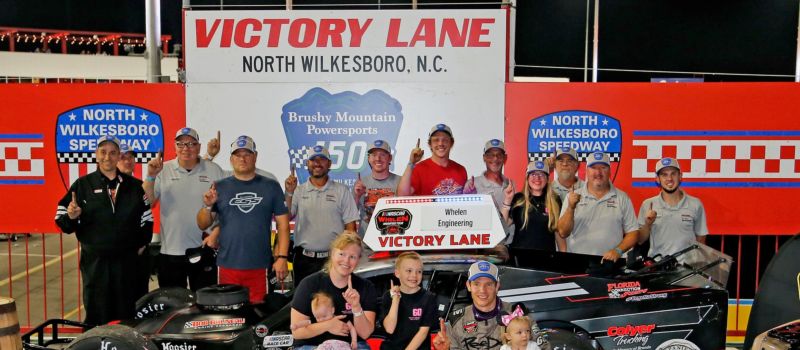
[468,260,498,282]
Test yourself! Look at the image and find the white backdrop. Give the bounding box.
[185,9,506,186]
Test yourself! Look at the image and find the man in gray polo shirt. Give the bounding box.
[353,140,401,237]
[557,152,639,262]
[551,147,585,202]
[284,145,359,284]
[143,127,227,290]
[464,139,514,245]
[638,158,708,258]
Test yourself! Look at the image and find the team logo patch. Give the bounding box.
[464,321,478,333]
[282,87,403,188]
[478,261,490,271]
[229,192,263,213]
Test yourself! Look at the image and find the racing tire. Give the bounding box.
[196,284,249,308]
[134,287,195,320]
[67,324,157,350]
[537,328,596,350]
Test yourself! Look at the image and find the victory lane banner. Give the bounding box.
[363,194,506,251]
[505,83,800,235]
[184,9,506,83]
[0,84,186,233]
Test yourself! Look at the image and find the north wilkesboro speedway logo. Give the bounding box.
[281,87,403,186]
[55,104,163,188]
[528,110,622,180]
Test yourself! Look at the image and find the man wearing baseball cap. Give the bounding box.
[557,152,639,262]
[432,260,549,350]
[398,123,468,196]
[551,147,585,202]
[353,140,401,236]
[55,135,153,325]
[116,143,136,176]
[284,145,359,284]
[638,158,708,258]
[197,136,291,304]
[143,127,227,291]
[463,139,514,249]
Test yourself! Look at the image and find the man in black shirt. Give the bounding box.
[54,135,153,325]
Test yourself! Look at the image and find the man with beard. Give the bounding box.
[550,147,584,202]
[285,145,359,283]
[557,152,639,262]
[54,135,153,325]
[398,123,467,196]
[353,140,401,237]
[638,158,708,257]
[432,261,549,350]
[197,136,291,304]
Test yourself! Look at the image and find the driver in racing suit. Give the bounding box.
[434,261,550,350]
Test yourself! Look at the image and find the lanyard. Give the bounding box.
[108,179,121,213]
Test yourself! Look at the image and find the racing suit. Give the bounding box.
[55,170,153,325]
[446,301,550,350]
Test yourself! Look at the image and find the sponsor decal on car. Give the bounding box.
[255,324,269,337]
[160,342,198,350]
[626,292,668,302]
[263,334,293,348]
[607,281,648,299]
[655,339,701,350]
[183,318,246,329]
[607,324,656,348]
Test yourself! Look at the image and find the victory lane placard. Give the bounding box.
[363,194,506,251]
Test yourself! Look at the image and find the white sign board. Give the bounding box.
[184,10,506,187]
[363,195,506,251]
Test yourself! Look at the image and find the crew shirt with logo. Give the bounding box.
[410,158,468,195]
[212,174,287,269]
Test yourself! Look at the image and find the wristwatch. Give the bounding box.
[352,309,364,317]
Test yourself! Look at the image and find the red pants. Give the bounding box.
[218,266,268,304]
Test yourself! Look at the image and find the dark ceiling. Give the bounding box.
[1,0,797,82]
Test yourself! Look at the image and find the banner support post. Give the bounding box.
[592,0,600,82]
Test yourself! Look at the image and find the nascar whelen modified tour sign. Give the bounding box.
[505,83,800,235]
[0,84,185,233]
[363,195,506,251]
[184,9,506,187]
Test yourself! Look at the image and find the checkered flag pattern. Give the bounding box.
[632,140,800,178]
[58,152,160,163]
[57,152,95,163]
[0,142,44,177]
[288,146,312,170]
[528,152,621,163]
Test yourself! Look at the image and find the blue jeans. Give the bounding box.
[294,341,370,350]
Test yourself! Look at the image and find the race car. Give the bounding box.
[23,244,730,350]
[23,195,730,350]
